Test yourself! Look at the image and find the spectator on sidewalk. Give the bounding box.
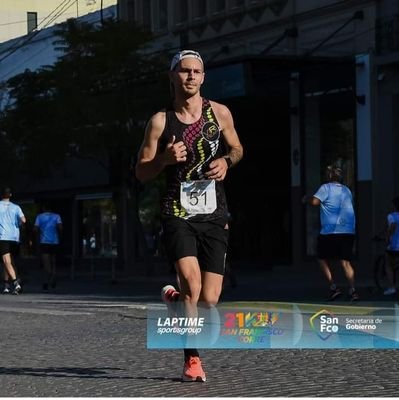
[34,203,63,291]
[303,165,359,301]
[382,196,399,295]
[0,187,25,294]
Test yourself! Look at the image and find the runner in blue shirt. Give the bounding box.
[34,203,63,291]
[303,165,359,301]
[0,187,26,294]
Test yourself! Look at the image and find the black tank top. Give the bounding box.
[160,98,228,222]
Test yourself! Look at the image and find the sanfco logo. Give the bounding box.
[309,309,339,340]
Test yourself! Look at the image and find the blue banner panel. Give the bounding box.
[147,302,399,349]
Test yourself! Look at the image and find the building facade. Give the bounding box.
[118,0,399,276]
[0,0,117,43]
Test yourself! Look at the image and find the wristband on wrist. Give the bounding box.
[224,156,233,169]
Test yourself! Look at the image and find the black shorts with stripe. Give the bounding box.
[161,215,229,275]
[317,234,355,261]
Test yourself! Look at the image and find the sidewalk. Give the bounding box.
[17,259,381,304]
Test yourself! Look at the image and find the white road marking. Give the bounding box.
[0,305,92,316]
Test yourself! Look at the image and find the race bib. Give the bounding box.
[180,180,217,215]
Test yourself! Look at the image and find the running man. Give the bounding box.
[34,203,63,291]
[0,187,26,294]
[303,165,359,301]
[135,50,243,382]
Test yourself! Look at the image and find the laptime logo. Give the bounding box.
[309,309,339,340]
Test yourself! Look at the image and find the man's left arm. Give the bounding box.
[206,102,243,181]
[19,208,26,225]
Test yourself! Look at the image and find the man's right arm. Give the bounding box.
[302,195,321,206]
[135,112,187,183]
[135,112,167,183]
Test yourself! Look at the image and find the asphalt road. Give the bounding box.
[0,284,399,397]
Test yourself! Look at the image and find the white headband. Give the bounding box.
[170,50,204,71]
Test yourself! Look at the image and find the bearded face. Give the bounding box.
[170,58,205,99]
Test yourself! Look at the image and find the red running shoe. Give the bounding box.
[182,356,206,382]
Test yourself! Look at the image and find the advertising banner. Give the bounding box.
[147,302,399,349]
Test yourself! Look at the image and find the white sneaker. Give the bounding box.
[12,283,22,295]
[161,285,179,316]
[383,287,396,296]
[161,284,179,302]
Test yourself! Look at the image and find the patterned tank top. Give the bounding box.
[160,98,228,221]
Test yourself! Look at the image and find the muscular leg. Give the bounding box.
[340,259,355,289]
[318,258,334,286]
[175,256,202,317]
[2,253,17,281]
[175,256,202,360]
[199,271,224,307]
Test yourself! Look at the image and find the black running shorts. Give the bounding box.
[161,215,229,275]
[0,240,19,256]
[317,234,355,261]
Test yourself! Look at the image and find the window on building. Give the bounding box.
[231,0,245,8]
[157,0,168,30]
[212,0,226,13]
[175,0,188,24]
[192,0,207,18]
[27,12,37,34]
[138,181,163,258]
[81,198,117,257]
[142,0,152,30]
[127,0,136,21]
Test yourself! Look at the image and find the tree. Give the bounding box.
[0,17,170,270]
